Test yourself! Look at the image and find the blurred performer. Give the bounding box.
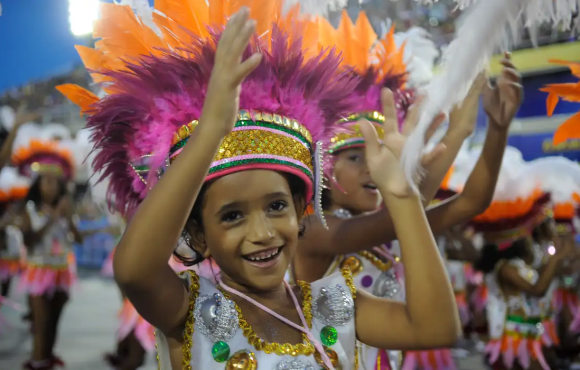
[473,152,571,370]
[11,139,82,370]
[0,167,29,297]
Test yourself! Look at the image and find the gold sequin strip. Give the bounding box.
[358,251,393,272]
[340,265,358,369]
[182,270,200,370]
[337,111,386,124]
[213,129,313,170]
[330,119,385,151]
[221,281,316,356]
[171,110,312,146]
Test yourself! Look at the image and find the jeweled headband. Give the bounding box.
[329,112,385,154]
[134,109,317,202]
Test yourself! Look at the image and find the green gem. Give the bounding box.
[211,341,230,363]
[320,326,338,346]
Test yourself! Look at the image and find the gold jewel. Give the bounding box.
[181,270,200,370]
[358,250,393,272]
[220,281,315,356]
[340,256,363,276]
[225,350,258,370]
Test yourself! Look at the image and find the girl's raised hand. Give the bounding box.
[359,88,446,198]
[199,8,263,136]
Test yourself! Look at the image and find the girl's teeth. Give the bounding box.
[247,248,279,261]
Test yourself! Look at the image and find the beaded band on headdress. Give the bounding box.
[329,112,385,154]
[11,140,74,180]
[133,110,317,202]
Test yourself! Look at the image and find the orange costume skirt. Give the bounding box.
[0,257,22,282]
[402,350,456,370]
[17,263,75,296]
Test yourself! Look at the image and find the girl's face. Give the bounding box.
[39,174,61,204]
[192,170,304,293]
[329,148,381,214]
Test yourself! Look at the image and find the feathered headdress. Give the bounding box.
[521,156,580,235]
[540,60,580,145]
[0,167,30,206]
[57,0,358,217]
[316,11,414,154]
[469,148,549,248]
[11,139,75,180]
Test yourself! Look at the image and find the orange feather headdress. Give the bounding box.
[540,60,580,146]
[316,11,413,154]
[11,139,75,180]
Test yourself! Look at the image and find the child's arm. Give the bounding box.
[113,9,262,334]
[299,57,521,257]
[352,89,460,350]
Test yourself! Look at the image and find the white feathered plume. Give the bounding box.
[401,0,525,194]
[390,26,440,88]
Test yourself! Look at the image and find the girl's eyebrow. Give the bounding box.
[215,192,290,216]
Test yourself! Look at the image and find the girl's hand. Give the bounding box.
[359,89,446,198]
[483,53,523,130]
[448,72,487,137]
[199,8,262,137]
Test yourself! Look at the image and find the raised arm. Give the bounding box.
[299,56,522,257]
[113,9,262,333]
[354,91,460,350]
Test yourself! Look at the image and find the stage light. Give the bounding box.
[68,0,100,36]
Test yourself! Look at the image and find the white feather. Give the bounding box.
[0,106,15,130]
[401,0,524,193]
[393,27,440,88]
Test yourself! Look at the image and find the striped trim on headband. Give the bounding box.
[329,111,386,154]
[131,110,314,185]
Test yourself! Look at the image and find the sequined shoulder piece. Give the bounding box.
[177,269,200,368]
[312,266,356,327]
[194,291,239,343]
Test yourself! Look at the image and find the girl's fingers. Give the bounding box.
[401,94,425,137]
[234,53,263,85]
[421,143,446,167]
[425,113,446,141]
[501,67,521,83]
[231,19,257,61]
[359,119,381,156]
[220,8,249,49]
[380,89,398,135]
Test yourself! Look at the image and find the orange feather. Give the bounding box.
[553,111,580,145]
[55,84,99,116]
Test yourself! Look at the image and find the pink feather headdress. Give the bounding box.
[316,11,414,154]
[57,1,358,217]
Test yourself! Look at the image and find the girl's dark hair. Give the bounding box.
[532,219,551,243]
[474,238,530,273]
[25,175,68,208]
[174,173,307,266]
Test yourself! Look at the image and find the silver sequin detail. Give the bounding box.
[193,293,238,343]
[275,358,315,370]
[332,208,353,219]
[313,284,355,326]
[373,270,402,300]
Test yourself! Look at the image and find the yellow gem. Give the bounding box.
[273,114,283,125]
[225,350,257,370]
[282,117,291,127]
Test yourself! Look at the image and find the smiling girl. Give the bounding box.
[58,1,460,369]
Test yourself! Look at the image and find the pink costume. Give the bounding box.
[11,140,77,297]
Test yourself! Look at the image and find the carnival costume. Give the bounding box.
[0,167,28,284]
[524,156,580,339]
[10,140,76,297]
[469,149,555,370]
[306,11,434,370]
[58,1,362,369]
